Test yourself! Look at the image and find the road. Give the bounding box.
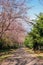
[0,48,43,65]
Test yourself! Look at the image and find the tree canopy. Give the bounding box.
[24,13,43,50]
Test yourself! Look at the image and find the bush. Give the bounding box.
[0,38,19,50]
[0,39,6,49]
[24,36,33,49]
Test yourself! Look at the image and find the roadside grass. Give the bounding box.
[25,47,43,59]
[37,56,43,59]
[24,48,34,54]
[0,54,13,61]
[0,49,16,61]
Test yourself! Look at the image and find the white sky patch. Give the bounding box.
[16,18,32,32]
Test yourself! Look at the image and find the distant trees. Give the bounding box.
[24,13,43,50]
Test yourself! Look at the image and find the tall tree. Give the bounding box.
[24,13,43,50]
[30,13,43,50]
[0,0,30,39]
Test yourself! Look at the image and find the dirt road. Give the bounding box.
[0,48,43,65]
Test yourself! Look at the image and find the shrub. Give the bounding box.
[0,38,19,50]
[24,35,33,49]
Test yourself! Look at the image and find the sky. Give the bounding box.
[26,0,43,19]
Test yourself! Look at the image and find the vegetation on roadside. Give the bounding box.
[0,38,19,50]
[37,56,43,59]
[0,49,16,61]
[24,13,43,51]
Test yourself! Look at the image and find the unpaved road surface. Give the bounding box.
[0,48,43,65]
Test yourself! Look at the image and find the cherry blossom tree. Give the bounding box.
[0,0,31,46]
[0,0,27,38]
